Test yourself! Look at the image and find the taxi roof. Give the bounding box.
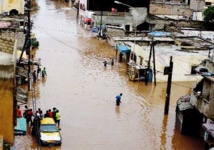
[40,117,55,124]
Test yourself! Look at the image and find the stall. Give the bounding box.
[116,45,130,62]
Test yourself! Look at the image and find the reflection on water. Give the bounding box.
[115,106,120,115]
[13,0,205,149]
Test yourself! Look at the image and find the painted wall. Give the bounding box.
[0,79,14,145]
[0,0,25,14]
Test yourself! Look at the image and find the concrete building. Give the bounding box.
[110,31,213,82]
[190,57,214,119]
[0,0,25,15]
[0,36,16,146]
[0,17,25,147]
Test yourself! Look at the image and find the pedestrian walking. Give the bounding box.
[31,116,40,136]
[48,109,53,118]
[44,110,50,118]
[42,67,47,77]
[111,59,114,66]
[37,66,41,80]
[39,110,44,120]
[52,107,57,122]
[116,93,123,106]
[23,105,28,118]
[35,111,40,118]
[33,70,37,82]
[26,109,33,126]
[55,110,61,129]
[16,105,22,118]
[103,60,107,67]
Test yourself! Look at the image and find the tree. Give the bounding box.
[203,6,214,22]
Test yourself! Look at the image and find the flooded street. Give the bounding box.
[15,0,204,149]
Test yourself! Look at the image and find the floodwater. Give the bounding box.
[15,0,204,150]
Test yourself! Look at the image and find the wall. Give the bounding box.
[147,17,203,30]
[0,0,24,14]
[0,37,15,54]
[1,30,25,50]
[190,0,205,11]
[150,3,193,17]
[0,79,14,145]
[202,79,211,99]
[205,60,214,73]
[209,82,214,118]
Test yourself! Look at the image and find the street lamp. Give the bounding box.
[114,1,133,8]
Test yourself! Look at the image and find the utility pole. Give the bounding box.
[145,38,156,85]
[98,11,103,38]
[152,42,157,86]
[76,1,79,19]
[27,0,31,91]
[164,56,173,115]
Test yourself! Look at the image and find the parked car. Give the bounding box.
[37,117,62,146]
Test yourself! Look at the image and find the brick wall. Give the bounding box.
[0,30,25,50]
[150,3,193,17]
[0,37,15,54]
[147,16,203,30]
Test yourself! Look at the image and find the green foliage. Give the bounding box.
[31,38,39,49]
[203,6,214,22]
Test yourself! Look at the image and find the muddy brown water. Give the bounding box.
[14,0,204,149]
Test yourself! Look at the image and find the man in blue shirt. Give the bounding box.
[116,93,123,106]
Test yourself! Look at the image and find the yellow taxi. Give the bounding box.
[37,117,62,146]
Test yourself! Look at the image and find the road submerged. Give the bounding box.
[14,0,204,149]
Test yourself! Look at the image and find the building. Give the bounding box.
[110,31,213,82]
[0,16,26,147]
[0,0,25,15]
[0,25,16,146]
[190,58,214,118]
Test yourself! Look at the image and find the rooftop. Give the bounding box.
[123,43,209,57]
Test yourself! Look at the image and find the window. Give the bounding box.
[206,2,212,6]
[191,66,197,74]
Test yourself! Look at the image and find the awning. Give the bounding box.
[116,45,131,53]
[148,31,171,37]
[14,118,27,135]
[202,123,214,137]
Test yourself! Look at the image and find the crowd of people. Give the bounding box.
[16,105,61,135]
[32,66,47,82]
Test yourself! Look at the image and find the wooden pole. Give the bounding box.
[152,42,156,86]
[145,39,153,85]
[164,56,173,115]
[76,1,79,19]
[28,0,31,91]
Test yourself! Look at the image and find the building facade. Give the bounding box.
[0,0,25,15]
